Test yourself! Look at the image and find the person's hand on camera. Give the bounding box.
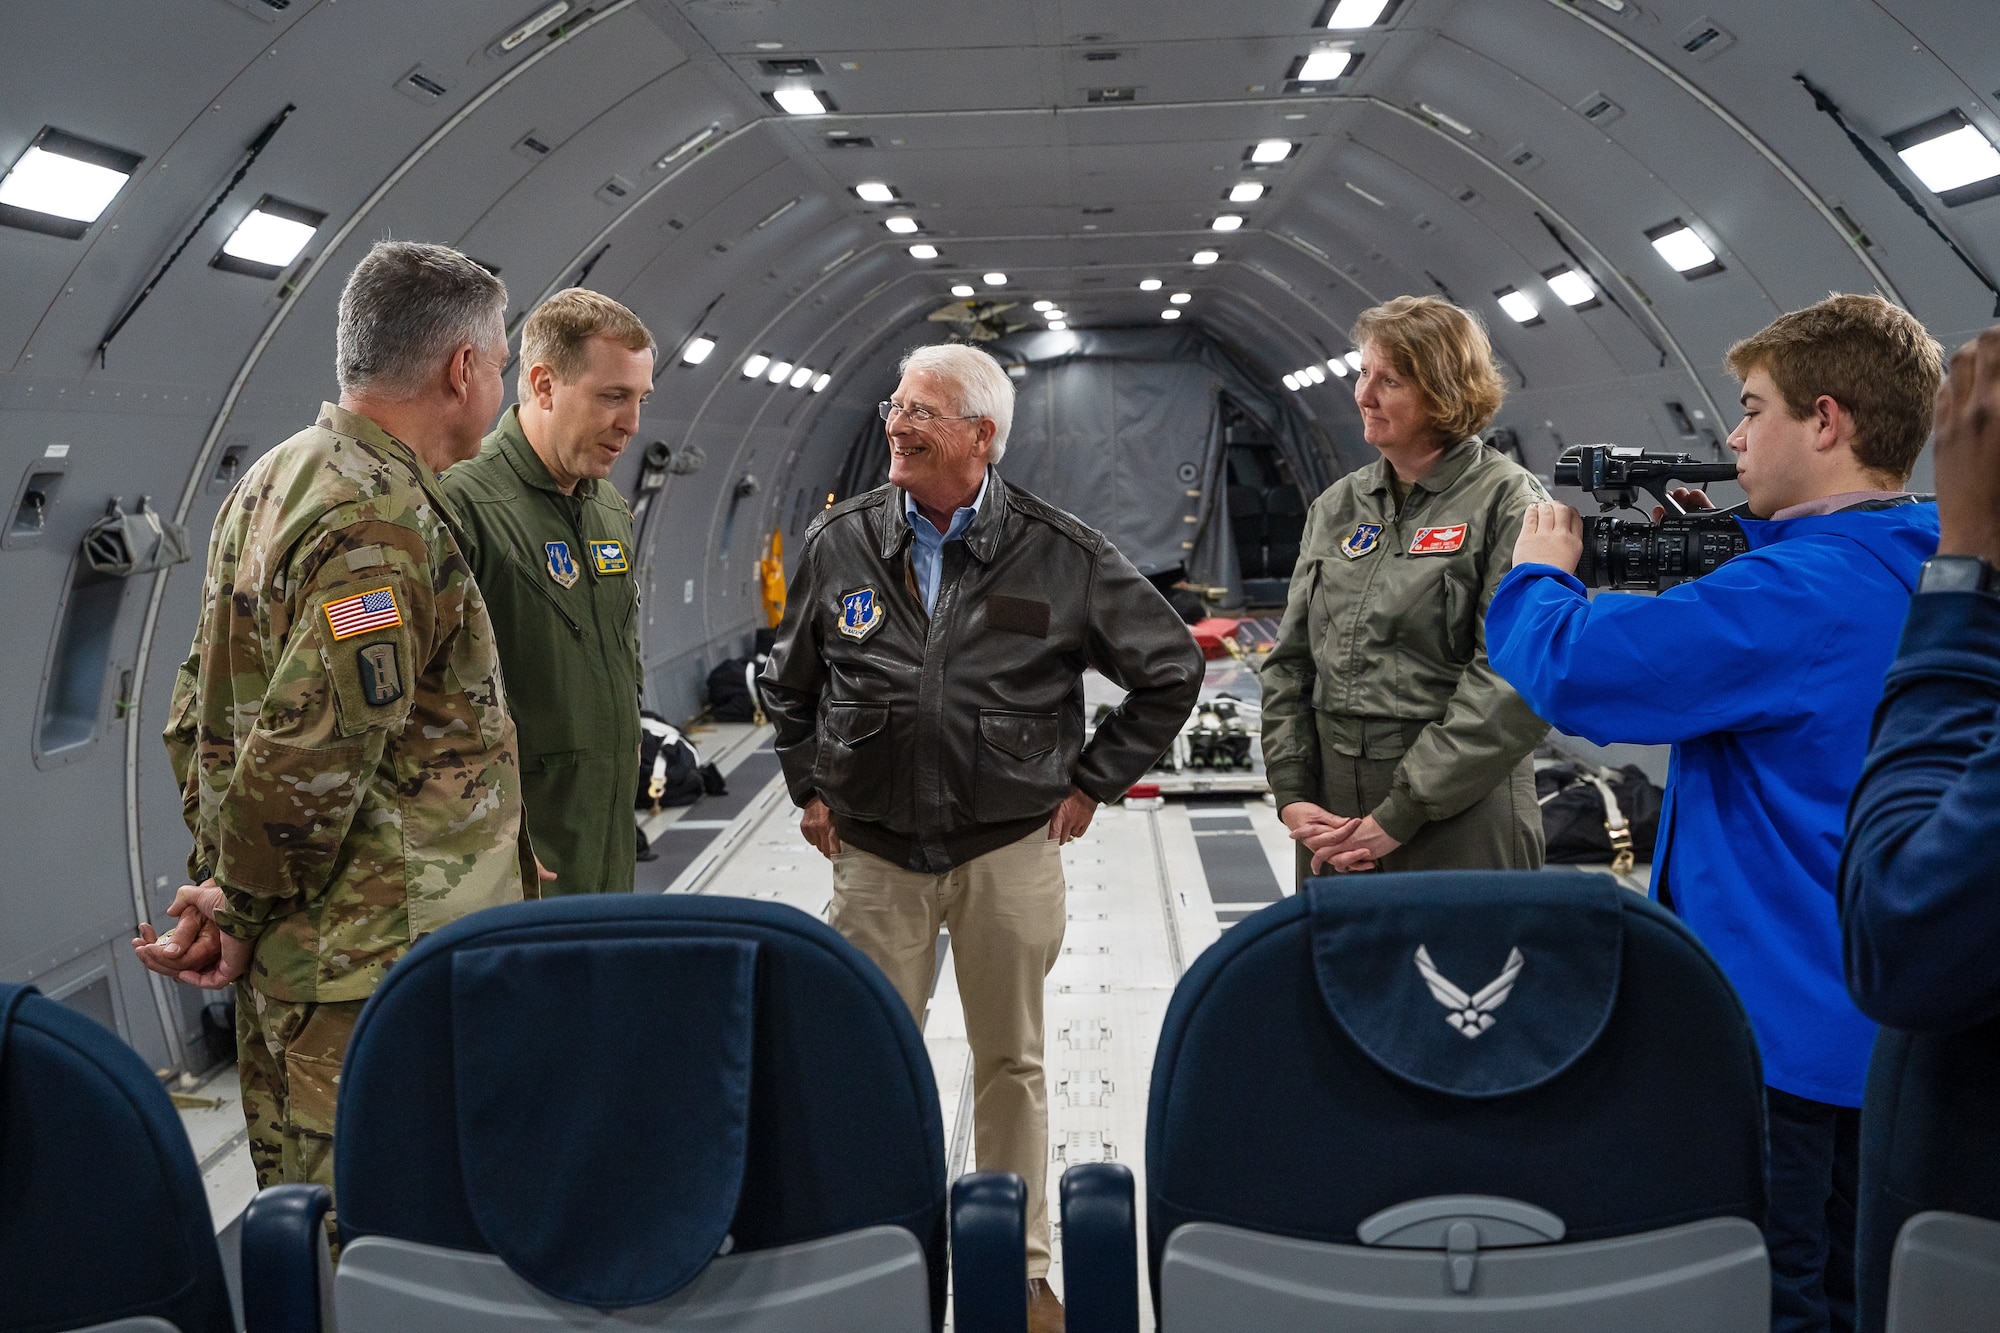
[1649,486,1718,523]
[1934,326,2000,566]
[799,796,843,858]
[1514,502,1584,574]
[132,880,250,988]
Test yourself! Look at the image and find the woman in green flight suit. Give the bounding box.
[1260,295,1551,879]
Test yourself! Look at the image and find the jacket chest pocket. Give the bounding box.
[1441,570,1477,665]
[815,701,891,820]
[975,709,1068,822]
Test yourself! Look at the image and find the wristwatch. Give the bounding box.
[1917,554,2000,596]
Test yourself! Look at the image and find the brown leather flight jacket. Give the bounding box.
[761,473,1204,872]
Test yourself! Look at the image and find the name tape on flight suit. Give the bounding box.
[590,540,629,575]
[1409,524,1467,555]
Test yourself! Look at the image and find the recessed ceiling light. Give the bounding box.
[767,360,794,384]
[1048,320,1068,330]
[1496,287,1542,325]
[1890,110,2000,203]
[1345,181,1388,208]
[983,272,1007,286]
[1170,292,1191,304]
[951,284,975,297]
[789,365,814,388]
[1161,309,1181,320]
[1284,373,1302,391]
[1545,268,1598,307]
[1417,102,1476,137]
[1229,182,1266,203]
[655,123,720,170]
[1325,0,1391,27]
[1304,364,1327,383]
[755,41,786,50]
[0,129,140,237]
[908,243,938,259]
[1250,140,1296,164]
[1327,358,1349,377]
[1211,214,1244,231]
[883,215,920,234]
[772,87,830,116]
[1032,299,1054,311]
[1296,49,1354,82]
[1045,309,1067,320]
[680,336,716,365]
[742,354,771,378]
[1139,278,1163,291]
[1646,219,1724,276]
[215,197,324,276]
[1345,350,1363,370]
[812,373,831,392]
[853,181,897,202]
[1192,250,1220,265]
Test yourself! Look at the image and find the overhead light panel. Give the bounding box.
[1324,0,1392,27]
[0,128,141,238]
[1044,309,1067,321]
[812,373,831,392]
[1249,140,1296,164]
[771,87,831,116]
[1646,219,1724,277]
[983,272,1007,286]
[742,354,771,378]
[908,243,938,259]
[214,196,325,277]
[1545,267,1599,308]
[1161,309,1181,320]
[1284,374,1302,391]
[853,181,897,202]
[680,335,716,365]
[1170,292,1191,304]
[883,215,920,234]
[767,360,794,384]
[1211,214,1244,231]
[1228,182,1266,203]
[1418,102,1476,137]
[500,2,571,51]
[1192,250,1220,265]
[789,365,814,388]
[1295,50,1354,82]
[1345,350,1364,370]
[1048,320,1068,331]
[1139,278,1163,291]
[1033,299,1055,311]
[655,122,720,169]
[1889,110,2000,204]
[951,283,975,297]
[1495,287,1542,325]
[1304,364,1326,384]
[1326,358,1349,377]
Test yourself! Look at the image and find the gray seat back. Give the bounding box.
[1886,1211,2000,1333]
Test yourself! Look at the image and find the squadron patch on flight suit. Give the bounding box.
[838,587,885,642]
[546,541,580,589]
[1410,524,1468,555]
[589,540,629,575]
[1340,523,1384,559]
[354,642,404,707]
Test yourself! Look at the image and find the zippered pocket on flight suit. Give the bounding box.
[501,549,585,639]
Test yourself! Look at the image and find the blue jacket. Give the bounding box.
[1487,503,1938,1106]
[1841,589,2000,1032]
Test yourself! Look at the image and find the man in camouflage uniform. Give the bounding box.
[133,241,534,1201]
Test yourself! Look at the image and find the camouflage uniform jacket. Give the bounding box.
[1260,437,1551,843]
[165,403,531,1004]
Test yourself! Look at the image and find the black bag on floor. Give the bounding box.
[706,655,769,723]
[638,711,725,812]
[1537,757,1663,869]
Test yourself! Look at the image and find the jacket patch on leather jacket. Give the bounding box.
[838,586,885,641]
[986,594,1050,637]
[1410,524,1467,555]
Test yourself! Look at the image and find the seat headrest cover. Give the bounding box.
[451,936,759,1310]
[1308,872,1624,1098]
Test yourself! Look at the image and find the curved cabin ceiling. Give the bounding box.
[0,0,1995,1064]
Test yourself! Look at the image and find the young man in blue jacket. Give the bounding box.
[1487,294,1943,1333]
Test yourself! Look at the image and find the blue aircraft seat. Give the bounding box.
[1070,871,1771,1332]
[1859,1021,2000,1332]
[0,983,235,1333]
[245,894,971,1332]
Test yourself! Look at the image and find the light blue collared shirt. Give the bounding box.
[904,470,990,614]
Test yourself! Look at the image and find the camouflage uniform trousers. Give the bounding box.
[236,980,366,1243]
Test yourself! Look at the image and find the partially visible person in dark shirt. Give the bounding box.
[1842,322,2000,1032]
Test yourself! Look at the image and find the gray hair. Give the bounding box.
[336,241,508,397]
[899,342,1016,462]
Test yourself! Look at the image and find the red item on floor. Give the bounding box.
[1190,617,1243,659]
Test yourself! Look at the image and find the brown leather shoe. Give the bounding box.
[1027,1277,1065,1333]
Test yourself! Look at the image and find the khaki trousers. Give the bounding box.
[829,831,1067,1278]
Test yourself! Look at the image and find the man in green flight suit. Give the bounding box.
[440,289,651,895]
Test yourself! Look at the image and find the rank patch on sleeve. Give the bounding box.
[323,586,403,640]
[589,540,629,575]
[1410,524,1468,555]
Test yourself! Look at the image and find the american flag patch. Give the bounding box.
[323,587,402,641]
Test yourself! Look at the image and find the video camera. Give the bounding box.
[1552,445,1748,590]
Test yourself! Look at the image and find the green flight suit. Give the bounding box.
[1260,436,1552,880]
[441,406,643,895]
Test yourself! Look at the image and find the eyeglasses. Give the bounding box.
[879,399,978,424]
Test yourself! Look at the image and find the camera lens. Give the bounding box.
[1577,513,1749,590]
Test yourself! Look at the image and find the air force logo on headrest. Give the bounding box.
[1416,945,1524,1038]
[1340,522,1383,559]
[838,587,884,641]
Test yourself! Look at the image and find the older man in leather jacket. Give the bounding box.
[762,342,1201,1331]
